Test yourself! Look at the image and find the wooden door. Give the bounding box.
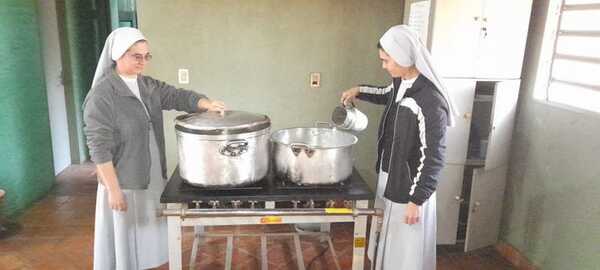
[464,165,508,251]
[430,0,482,78]
[476,0,533,79]
[485,80,520,170]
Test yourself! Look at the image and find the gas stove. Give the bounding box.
[161,166,372,207]
[160,165,377,270]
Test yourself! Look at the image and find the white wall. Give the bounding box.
[37,0,71,174]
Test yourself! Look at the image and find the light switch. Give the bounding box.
[310,72,321,88]
[178,69,189,84]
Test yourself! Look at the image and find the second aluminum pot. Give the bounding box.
[271,127,358,185]
[175,111,270,186]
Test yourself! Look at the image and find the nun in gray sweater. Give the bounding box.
[83,27,225,270]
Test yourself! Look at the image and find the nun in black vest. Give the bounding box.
[340,25,458,270]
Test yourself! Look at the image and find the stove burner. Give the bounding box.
[275,177,350,192]
[179,178,267,192]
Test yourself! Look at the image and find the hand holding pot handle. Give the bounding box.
[340,87,359,106]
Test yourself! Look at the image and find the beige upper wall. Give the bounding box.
[136,0,404,186]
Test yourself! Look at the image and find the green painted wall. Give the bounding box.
[501,1,600,269]
[0,0,55,218]
[137,0,404,188]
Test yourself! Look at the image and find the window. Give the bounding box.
[535,0,600,113]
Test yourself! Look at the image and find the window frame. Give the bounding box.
[534,0,600,115]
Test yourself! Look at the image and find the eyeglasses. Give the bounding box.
[128,53,153,62]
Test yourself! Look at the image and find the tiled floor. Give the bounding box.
[0,164,516,269]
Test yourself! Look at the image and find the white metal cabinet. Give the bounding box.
[436,79,474,245]
[436,164,466,245]
[436,79,521,247]
[464,165,508,251]
[477,0,533,79]
[485,80,520,169]
[442,79,476,164]
[429,0,533,79]
[429,0,482,78]
[404,0,529,251]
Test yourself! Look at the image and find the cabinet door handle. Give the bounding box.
[474,16,479,21]
[455,196,465,203]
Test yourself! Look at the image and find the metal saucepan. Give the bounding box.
[270,126,357,185]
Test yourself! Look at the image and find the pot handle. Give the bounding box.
[220,139,249,157]
[314,121,333,129]
[290,143,316,158]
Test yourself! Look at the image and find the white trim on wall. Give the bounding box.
[38,0,72,174]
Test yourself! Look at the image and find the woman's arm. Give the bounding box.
[144,77,207,112]
[145,76,226,113]
[96,162,127,211]
[341,84,393,106]
[357,84,393,105]
[408,104,447,206]
[83,91,127,211]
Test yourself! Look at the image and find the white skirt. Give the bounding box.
[368,170,437,270]
[93,129,168,270]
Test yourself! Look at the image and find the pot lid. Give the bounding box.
[175,111,271,135]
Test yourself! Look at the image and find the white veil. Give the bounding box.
[379,25,458,126]
[90,27,146,89]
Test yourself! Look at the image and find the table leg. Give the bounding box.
[189,225,204,269]
[225,236,233,270]
[352,200,368,270]
[261,235,268,270]
[327,236,342,270]
[293,234,306,270]
[320,223,331,243]
[167,203,183,270]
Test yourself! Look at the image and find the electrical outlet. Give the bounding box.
[310,72,321,88]
[178,69,189,84]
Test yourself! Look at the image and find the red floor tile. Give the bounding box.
[1,164,517,270]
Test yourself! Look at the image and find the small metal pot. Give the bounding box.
[175,111,270,186]
[331,105,368,132]
[271,127,357,185]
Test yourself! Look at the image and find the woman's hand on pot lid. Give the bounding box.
[198,98,226,114]
[340,87,359,106]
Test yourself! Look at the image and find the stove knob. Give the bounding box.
[192,200,203,209]
[343,200,353,209]
[208,200,220,209]
[291,200,301,208]
[231,200,242,208]
[248,200,258,209]
[304,199,315,208]
[326,200,336,208]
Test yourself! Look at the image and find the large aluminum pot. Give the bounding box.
[175,111,270,186]
[271,127,358,185]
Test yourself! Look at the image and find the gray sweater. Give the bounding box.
[83,70,207,189]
